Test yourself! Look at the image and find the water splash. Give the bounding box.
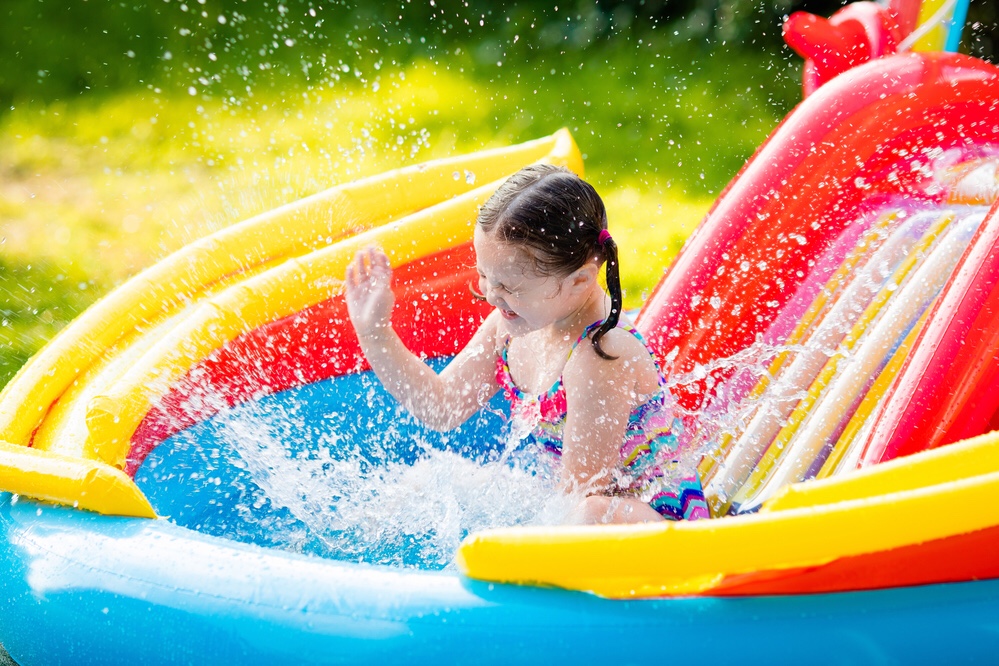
[138,375,565,569]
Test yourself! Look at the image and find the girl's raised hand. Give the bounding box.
[345,246,395,338]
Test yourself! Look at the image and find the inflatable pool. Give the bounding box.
[4,0,999,663]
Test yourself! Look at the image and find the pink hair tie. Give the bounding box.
[598,229,612,246]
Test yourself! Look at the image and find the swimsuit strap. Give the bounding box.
[498,335,562,399]
[496,337,521,398]
[623,324,669,390]
[565,320,605,360]
[498,319,667,397]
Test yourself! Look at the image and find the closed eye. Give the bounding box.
[477,271,512,294]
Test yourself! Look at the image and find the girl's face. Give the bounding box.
[473,226,583,336]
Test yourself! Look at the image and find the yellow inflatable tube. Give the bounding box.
[0,132,573,449]
[82,131,580,469]
[457,465,999,598]
[31,266,283,459]
[764,428,999,511]
[0,130,581,513]
[0,440,155,518]
[83,185,486,467]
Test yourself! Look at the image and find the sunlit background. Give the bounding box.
[2,0,997,388]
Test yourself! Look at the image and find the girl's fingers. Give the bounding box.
[357,251,371,281]
[371,256,390,280]
[347,253,369,287]
[347,246,391,289]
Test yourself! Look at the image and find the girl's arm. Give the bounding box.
[345,246,501,431]
[559,331,658,493]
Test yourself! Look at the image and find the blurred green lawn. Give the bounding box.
[0,38,801,388]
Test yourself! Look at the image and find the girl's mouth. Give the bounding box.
[499,308,519,320]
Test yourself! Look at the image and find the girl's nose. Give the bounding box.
[483,284,505,309]
[486,290,504,309]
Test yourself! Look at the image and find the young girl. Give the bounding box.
[345,164,708,524]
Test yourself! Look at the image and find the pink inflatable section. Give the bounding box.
[636,50,999,473]
[860,199,999,463]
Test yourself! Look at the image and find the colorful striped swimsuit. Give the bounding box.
[495,322,710,521]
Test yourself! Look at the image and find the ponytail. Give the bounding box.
[591,234,622,360]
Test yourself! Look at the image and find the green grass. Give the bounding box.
[0,38,801,388]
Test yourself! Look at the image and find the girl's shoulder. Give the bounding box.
[563,325,661,391]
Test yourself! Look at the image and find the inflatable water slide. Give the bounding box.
[3,0,999,663]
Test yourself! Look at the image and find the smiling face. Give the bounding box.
[474,225,584,337]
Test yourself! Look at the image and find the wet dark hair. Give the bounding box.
[476,164,622,360]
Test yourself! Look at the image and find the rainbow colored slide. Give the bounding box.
[3,1,999,663]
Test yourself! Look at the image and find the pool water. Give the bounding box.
[135,360,569,569]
